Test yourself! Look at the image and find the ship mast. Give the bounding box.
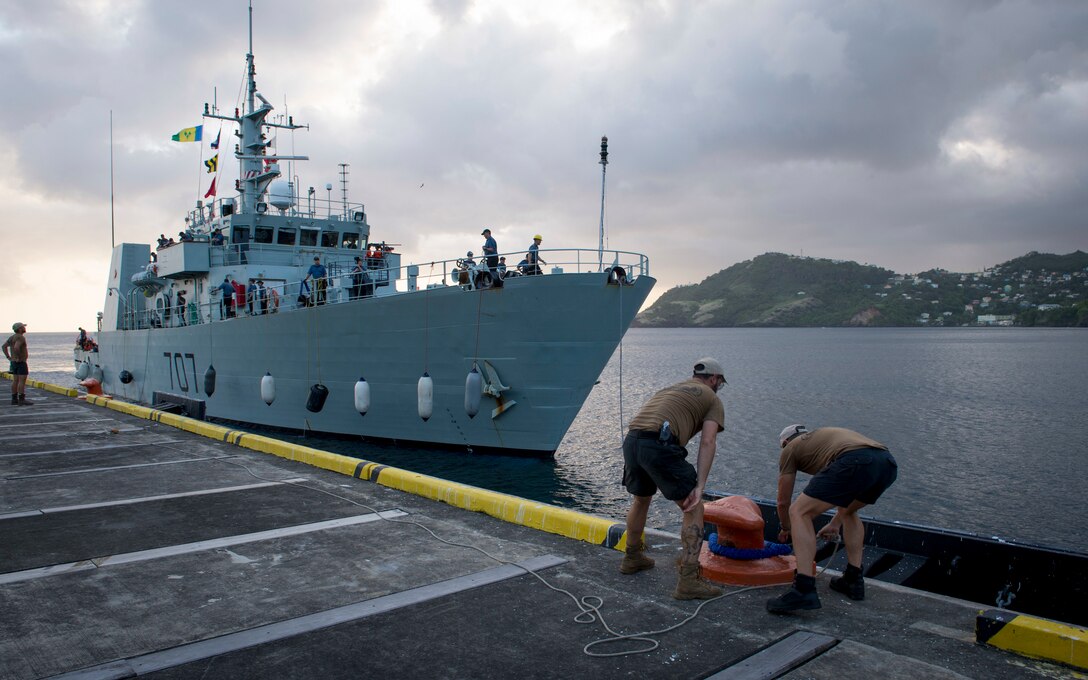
[598,135,608,270]
[203,0,307,216]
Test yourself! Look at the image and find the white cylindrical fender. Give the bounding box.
[354,376,370,416]
[91,365,104,383]
[417,372,433,421]
[261,372,275,405]
[75,360,90,380]
[464,366,482,418]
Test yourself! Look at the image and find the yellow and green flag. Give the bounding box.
[205,154,218,173]
[171,125,203,142]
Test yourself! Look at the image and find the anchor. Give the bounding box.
[481,360,516,419]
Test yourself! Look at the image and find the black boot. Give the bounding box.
[830,563,865,600]
[767,573,821,613]
[10,394,17,406]
[18,394,33,406]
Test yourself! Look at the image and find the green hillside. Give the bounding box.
[635,251,1088,327]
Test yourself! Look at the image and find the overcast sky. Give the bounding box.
[2,0,1086,330]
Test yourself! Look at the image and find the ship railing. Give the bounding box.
[122,248,649,328]
[406,248,650,292]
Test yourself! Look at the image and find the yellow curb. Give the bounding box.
[32,376,625,551]
[977,609,1088,669]
[372,465,615,546]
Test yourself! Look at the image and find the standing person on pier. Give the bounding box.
[3,322,32,405]
[766,425,898,613]
[619,358,727,600]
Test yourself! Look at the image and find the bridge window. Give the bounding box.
[277,227,296,245]
[254,226,273,244]
[342,233,360,249]
[231,226,250,243]
[321,231,340,248]
[300,229,318,247]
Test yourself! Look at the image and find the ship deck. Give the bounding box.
[1,378,1083,679]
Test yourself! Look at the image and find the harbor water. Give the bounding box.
[26,327,1088,552]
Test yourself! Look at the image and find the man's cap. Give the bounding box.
[533,234,542,241]
[313,256,320,261]
[256,279,264,285]
[693,357,726,381]
[12,322,26,332]
[481,228,491,235]
[779,424,807,448]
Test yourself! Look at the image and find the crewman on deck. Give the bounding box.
[526,234,545,275]
[766,425,899,613]
[218,276,235,318]
[305,256,328,305]
[481,228,499,273]
[619,358,727,600]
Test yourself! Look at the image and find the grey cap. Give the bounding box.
[693,357,726,381]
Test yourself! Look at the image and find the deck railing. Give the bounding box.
[118,248,649,330]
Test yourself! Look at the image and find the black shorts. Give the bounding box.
[804,447,898,508]
[622,432,697,501]
[9,361,28,376]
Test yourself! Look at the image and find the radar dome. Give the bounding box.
[268,180,294,211]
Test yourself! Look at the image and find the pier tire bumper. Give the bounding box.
[976,608,1088,669]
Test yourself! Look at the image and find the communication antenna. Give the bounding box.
[339,163,349,218]
[598,135,608,270]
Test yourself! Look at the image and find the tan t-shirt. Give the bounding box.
[778,427,888,475]
[628,378,725,446]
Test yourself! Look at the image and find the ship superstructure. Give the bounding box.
[79,7,653,456]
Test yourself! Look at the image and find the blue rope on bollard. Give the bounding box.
[707,533,793,560]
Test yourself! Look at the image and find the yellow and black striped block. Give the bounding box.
[976,609,1087,669]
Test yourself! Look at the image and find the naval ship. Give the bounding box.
[76,9,654,456]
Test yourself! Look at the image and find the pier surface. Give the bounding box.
[0,382,1081,679]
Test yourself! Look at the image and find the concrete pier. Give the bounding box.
[0,380,1082,679]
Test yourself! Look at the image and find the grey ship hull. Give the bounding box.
[92,271,653,455]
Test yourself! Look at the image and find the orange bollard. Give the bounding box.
[79,378,104,396]
[699,495,797,586]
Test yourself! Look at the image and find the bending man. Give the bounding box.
[620,358,727,600]
[767,425,898,613]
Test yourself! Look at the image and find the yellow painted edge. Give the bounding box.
[978,609,1088,669]
[372,466,615,546]
[26,376,626,551]
[0,374,79,398]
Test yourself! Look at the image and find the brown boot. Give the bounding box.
[672,523,722,600]
[619,535,655,574]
